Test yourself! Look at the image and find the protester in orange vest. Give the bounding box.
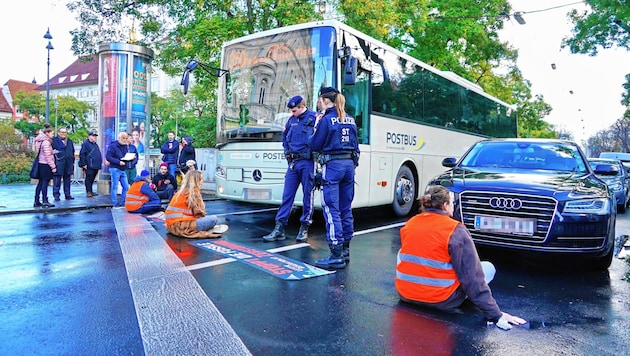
[164,170,228,238]
[125,170,162,214]
[396,185,527,330]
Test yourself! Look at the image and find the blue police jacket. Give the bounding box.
[309,107,359,155]
[283,109,316,157]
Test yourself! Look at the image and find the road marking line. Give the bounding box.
[112,210,251,355]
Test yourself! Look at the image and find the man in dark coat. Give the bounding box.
[51,127,75,200]
[160,131,179,178]
[78,131,103,197]
[152,162,177,201]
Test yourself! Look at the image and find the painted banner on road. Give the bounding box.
[190,240,334,280]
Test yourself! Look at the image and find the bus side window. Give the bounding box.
[343,70,370,144]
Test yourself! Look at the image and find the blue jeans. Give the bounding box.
[196,215,218,231]
[168,163,177,179]
[110,167,129,205]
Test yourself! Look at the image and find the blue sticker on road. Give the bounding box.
[190,240,335,280]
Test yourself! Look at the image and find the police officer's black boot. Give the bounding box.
[262,221,286,242]
[296,224,309,242]
[342,240,350,262]
[315,244,346,270]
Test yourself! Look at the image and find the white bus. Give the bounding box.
[208,20,517,216]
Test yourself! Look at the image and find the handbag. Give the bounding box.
[30,144,42,179]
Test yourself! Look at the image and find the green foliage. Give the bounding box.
[13,119,39,141]
[0,122,34,181]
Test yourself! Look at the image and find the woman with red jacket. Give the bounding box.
[33,124,57,208]
[396,185,527,330]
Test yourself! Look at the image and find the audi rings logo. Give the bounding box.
[252,169,262,182]
[489,197,523,210]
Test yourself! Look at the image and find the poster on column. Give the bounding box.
[131,56,149,172]
[100,54,118,174]
[118,53,129,134]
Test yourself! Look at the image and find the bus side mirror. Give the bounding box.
[344,57,357,85]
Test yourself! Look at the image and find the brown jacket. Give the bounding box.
[165,191,220,239]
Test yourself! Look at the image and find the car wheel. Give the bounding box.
[392,165,416,216]
[591,246,614,271]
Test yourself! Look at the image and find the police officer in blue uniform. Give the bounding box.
[262,95,317,242]
[309,87,360,269]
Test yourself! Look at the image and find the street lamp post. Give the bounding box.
[44,28,54,124]
[54,99,59,132]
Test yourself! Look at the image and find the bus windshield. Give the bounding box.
[217,26,336,143]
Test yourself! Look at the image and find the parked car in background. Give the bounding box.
[599,152,630,175]
[588,158,630,213]
[427,138,617,270]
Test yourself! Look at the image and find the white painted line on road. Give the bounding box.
[112,210,251,355]
[354,222,405,236]
[183,242,311,271]
[215,207,278,217]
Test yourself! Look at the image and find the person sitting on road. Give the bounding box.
[395,185,527,330]
[164,170,228,238]
[125,170,162,214]
[152,162,177,201]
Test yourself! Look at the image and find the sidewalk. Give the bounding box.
[0,181,217,216]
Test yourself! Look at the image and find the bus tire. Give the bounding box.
[392,165,416,216]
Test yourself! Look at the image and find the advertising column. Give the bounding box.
[98,43,153,190]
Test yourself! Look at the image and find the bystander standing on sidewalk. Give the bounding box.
[79,131,102,197]
[106,132,133,208]
[33,124,57,208]
[125,133,139,184]
[51,127,75,201]
[160,131,179,178]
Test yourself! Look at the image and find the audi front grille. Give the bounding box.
[459,191,557,246]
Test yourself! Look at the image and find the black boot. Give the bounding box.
[42,199,55,208]
[296,224,309,242]
[315,244,346,270]
[342,240,350,262]
[263,221,286,242]
[34,199,42,208]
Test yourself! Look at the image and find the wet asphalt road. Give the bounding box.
[1,192,630,355]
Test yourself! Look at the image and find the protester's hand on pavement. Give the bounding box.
[495,312,527,330]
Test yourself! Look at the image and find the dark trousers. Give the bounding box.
[156,185,175,201]
[84,168,99,193]
[35,163,53,203]
[53,174,72,198]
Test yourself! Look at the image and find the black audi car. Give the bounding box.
[427,138,616,269]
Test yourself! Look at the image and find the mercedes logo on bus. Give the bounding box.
[252,169,262,182]
[489,197,523,210]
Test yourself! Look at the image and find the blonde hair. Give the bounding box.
[177,170,204,211]
[321,91,347,121]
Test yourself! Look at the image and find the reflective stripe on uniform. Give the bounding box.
[395,270,456,287]
[398,253,453,270]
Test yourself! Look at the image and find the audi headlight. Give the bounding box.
[608,182,623,191]
[215,165,226,178]
[563,198,610,215]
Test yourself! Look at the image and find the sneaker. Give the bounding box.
[53,197,61,201]
[211,224,229,234]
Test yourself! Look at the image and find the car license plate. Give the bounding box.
[474,215,535,235]
[245,188,271,200]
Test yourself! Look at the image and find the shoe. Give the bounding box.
[86,192,94,197]
[211,224,229,234]
[34,202,42,208]
[65,196,75,200]
[42,202,55,208]
[92,192,99,196]
[262,221,286,242]
[315,245,346,270]
[54,197,60,201]
[296,224,309,242]
[342,240,350,262]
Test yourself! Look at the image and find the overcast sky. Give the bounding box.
[2,0,629,144]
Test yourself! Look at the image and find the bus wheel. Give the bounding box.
[392,166,416,216]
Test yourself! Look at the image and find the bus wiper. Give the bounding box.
[181,59,229,94]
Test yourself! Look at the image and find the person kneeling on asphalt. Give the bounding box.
[125,170,163,214]
[164,170,228,238]
[395,185,527,330]
[152,162,177,201]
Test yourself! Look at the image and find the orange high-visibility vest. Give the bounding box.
[396,212,461,303]
[164,192,194,226]
[125,181,149,212]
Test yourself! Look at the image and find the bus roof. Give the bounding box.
[221,19,516,111]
